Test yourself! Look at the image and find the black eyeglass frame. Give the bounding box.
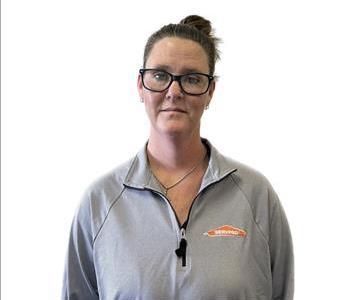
[139,68,215,96]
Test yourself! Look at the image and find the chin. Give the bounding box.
[158,122,191,136]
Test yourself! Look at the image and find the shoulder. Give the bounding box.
[223,156,282,240]
[86,157,133,203]
[227,157,279,209]
[227,158,275,197]
[74,157,135,238]
[206,139,278,207]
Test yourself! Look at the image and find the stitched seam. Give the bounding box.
[92,186,126,245]
[229,174,269,246]
[268,201,278,245]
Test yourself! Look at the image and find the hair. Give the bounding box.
[143,15,220,75]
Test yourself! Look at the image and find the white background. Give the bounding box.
[2,0,350,299]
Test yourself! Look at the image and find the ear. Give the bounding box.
[206,80,216,106]
[137,74,144,99]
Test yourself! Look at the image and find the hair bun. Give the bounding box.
[179,15,212,37]
[143,14,220,75]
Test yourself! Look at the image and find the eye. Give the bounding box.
[151,71,169,82]
[183,74,202,85]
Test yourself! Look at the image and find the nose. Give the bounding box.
[166,79,184,99]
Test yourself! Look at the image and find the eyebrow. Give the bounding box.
[149,64,205,74]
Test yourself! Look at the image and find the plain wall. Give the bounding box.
[2,0,350,299]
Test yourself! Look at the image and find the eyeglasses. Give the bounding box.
[139,69,214,96]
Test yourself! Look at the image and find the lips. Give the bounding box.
[161,108,186,113]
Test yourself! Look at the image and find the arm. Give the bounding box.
[269,193,294,300]
[62,195,99,300]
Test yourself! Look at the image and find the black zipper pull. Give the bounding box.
[175,228,187,267]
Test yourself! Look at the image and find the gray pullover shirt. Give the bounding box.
[62,139,294,300]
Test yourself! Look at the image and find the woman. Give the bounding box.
[62,15,294,300]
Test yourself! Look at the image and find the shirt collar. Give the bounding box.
[123,138,238,193]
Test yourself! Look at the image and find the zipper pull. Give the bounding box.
[175,228,187,267]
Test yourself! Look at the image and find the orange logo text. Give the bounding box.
[203,225,247,237]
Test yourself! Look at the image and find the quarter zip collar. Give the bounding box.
[123,138,238,192]
[122,143,162,192]
[198,139,238,193]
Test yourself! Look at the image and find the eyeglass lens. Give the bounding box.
[142,70,210,95]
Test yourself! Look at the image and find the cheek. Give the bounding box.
[186,104,205,122]
[144,100,155,117]
[144,94,163,115]
[191,99,207,114]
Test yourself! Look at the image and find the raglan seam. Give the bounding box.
[268,201,278,245]
[229,174,269,247]
[92,185,126,245]
[91,155,137,244]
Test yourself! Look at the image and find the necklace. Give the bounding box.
[150,151,207,196]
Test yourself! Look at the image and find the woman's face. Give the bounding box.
[138,37,215,138]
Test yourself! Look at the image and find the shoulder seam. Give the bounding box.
[92,185,126,245]
[229,173,269,246]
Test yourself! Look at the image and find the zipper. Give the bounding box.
[175,227,187,267]
[146,189,189,266]
[144,169,237,267]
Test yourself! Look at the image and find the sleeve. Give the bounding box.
[61,194,99,300]
[269,192,294,300]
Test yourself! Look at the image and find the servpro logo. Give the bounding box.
[203,225,247,237]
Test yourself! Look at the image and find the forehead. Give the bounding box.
[146,37,209,74]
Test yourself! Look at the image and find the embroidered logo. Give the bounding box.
[203,225,247,237]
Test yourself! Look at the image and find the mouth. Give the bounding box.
[161,108,187,113]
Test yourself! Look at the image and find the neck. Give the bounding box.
[147,130,206,171]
